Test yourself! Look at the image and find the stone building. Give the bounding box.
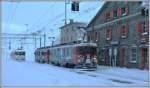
[60,19,87,44]
[86,1,149,69]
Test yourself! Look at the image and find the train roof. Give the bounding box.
[36,41,97,50]
[11,49,25,53]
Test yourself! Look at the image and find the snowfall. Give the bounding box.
[1,45,149,87]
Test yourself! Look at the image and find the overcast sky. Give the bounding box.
[2,1,104,46]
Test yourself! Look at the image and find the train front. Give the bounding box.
[75,43,97,69]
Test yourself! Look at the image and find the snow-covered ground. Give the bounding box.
[2,48,149,87]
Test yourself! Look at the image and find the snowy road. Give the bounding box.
[2,49,148,87]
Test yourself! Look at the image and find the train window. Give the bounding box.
[15,52,18,55]
[66,48,68,56]
[77,46,96,55]
[63,48,65,56]
[41,52,44,55]
[22,52,25,55]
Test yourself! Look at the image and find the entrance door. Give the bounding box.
[120,47,126,67]
[104,48,110,66]
[109,47,118,67]
[140,48,148,69]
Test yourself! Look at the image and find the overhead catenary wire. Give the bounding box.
[28,2,102,36]
[28,2,56,33]
[8,1,21,31]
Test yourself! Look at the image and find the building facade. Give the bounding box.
[60,20,87,44]
[86,1,149,69]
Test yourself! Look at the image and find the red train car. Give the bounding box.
[34,42,97,68]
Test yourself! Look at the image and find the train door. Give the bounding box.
[46,50,50,64]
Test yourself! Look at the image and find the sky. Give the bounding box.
[2,1,104,48]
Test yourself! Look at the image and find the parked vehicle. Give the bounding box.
[10,49,26,61]
[34,42,97,68]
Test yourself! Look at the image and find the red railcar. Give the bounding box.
[34,42,97,68]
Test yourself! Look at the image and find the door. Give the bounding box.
[109,47,118,67]
[104,48,110,66]
[120,47,126,67]
[140,48,148,69]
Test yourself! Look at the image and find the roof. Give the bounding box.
[87,1,107,28]
[87,1,143,28]
[60,21,87,29]
[36,41,97,50]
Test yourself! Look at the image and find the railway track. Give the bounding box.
[69,68,147,85]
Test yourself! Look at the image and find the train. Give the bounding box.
[10,49,26,61]
[34,42,98,68]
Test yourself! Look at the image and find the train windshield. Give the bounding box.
[15,52,25,55]
[77,46,96,55]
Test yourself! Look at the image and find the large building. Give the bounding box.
[60,19,87,44]
[86,1,149,69]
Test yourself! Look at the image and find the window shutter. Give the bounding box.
[147,20,149,32]
[93,33,95,41]
[111,10,114,19]
[92,33,94,41]
[125,23,129,36]
[125,6,129,15]
[118,24,122,34]
[137,21,142,33]
[104,13,107,21]
[118,7,122,17]
[110,29,112,39]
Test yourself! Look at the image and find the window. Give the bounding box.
[63,48,65,56]
[121,7,126,16]
[137,21,148,35]
[119,24,128,38]
[105,12,111,21]
[91,33,94,42]
[106,28,112,40]
[113,10,118,18]
[95,32,98,41]
[130,48,137,63]
[122,24,128,38]
[142,22,147,33]
[99,49,105,61]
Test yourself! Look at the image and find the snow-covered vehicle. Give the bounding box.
[34,42,98,68]
[10,49,26,61]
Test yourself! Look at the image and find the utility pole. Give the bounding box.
[36,30,42,48]
[43,28,46,47]
[9,38,11,50]
[40,37,42,48]
[48,37,55,46]
[32,32,37,48]
[25,24,28,33]
[65,0,67,25]
[35,35,37,48]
